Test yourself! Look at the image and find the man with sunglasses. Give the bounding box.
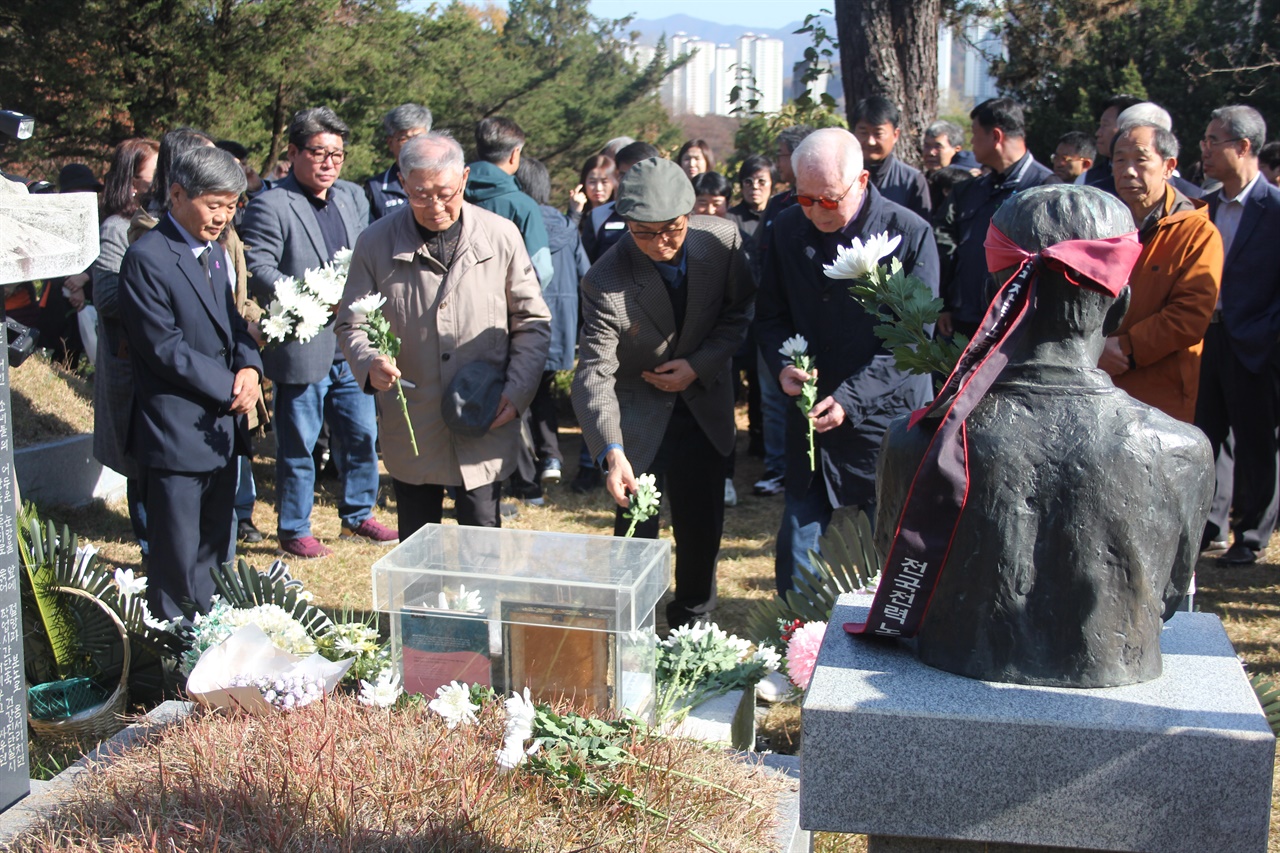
[242,106,398,560]
[756,127,938,595]
[573,157,754,630]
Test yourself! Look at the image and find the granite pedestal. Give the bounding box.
[801,595,1275,852]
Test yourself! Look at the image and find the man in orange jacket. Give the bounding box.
[1101,119,1223,424]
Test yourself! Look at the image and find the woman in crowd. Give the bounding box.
[677,139,715,179]
[727,154,775,240]
[691,171,734,217]
[569,153,626,263]
[91,137,159,557]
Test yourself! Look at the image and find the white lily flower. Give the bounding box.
[348,293,386,319]
[358,668,404,709]
[823,231,902,280]
[114,567,147,598]
[778,334,809,361]
[427,680,478,728]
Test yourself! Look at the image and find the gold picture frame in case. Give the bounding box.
[501,602,615,713]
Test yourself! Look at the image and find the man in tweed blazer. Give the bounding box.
[241,107,396,559]
[573,157,755,628]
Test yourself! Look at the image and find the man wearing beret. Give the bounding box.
[573,157,755,629]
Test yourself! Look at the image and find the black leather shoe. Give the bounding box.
[1220,543,1258,565]
[237,519,264,543]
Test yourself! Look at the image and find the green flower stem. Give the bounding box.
[394,378,418,456]
[625,515,640,538]
[806,413,816,471]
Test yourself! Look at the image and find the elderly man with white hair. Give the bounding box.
[756,127,938,594]
[336,131,551,536]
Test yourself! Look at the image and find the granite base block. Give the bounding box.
[800,595,1275,853]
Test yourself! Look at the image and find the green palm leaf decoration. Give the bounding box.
[209,557,335,638]
[18,504,77,681]
[1249,673,1280,736]
[746,510,881,648]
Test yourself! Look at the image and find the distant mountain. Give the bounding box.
[613,12,836,74]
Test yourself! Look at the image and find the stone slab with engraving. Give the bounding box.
[801,595,1275,853]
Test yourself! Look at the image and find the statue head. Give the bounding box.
[990,184,1133,349]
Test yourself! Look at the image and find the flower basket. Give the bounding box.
[27,586,130,741]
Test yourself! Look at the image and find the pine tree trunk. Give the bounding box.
[836,0,941,169]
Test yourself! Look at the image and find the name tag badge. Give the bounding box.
[388,198,405,207]
[603,221,626,231]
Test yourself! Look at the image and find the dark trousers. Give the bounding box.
[612,402,727,629]
[145,464,237,622]
[511,371,562,495]
[393,479,502,540]
[1195,323,1280,550]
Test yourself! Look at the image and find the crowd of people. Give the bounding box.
[11,88,1280,628]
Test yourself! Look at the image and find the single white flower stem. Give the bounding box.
[394,378,418,456]
[807,418,816,471]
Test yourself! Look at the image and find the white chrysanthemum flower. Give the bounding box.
[438,584,484,612]
[778,334,809,360]
[358,668,403,709]
[273,276,304,311]
[113,567,147,598]
[752,644,782,673]
[496,687,537,771]
[348,293,386,319]
[823,231,902,280]
[181,601,316,675]
[304,265,345,305]
[331,247,354,270]
[427,681,478,729]
[138,598,176,632]
[261,313,294,343]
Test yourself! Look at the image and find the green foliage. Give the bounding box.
[847,257,967,384]
[19,504,78,680]
[1249,672,1280,736]
[208,557,335,638]
[0,0,679,195]
[653,623,774,727]
[745,511,880,648]
[979,0,1277,170]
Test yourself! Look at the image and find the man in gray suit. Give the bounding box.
[573,157,755,628]
[241,107,397,559]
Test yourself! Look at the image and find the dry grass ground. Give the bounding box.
[23,396,1280,852]
[9,354,95,447]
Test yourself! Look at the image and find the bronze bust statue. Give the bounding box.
[874,185,1214,688]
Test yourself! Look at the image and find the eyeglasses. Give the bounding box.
[629,221,686,241]
[1201,136,1244,149]
[795,181,855,210]
[742,177,771,188]
[301,146,346,164]
[406,185,463,208]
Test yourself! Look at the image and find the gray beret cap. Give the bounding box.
[616,157,696,222]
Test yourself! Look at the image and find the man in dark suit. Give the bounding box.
[935,97,1058,341]
[241,106,396,559]
[120,147,263,621]
[756,128,938,594]
[1195,105,1280,564]
[573,157,755,628]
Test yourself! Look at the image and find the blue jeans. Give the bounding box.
[758,348,787,476]
[274,361,379,539]
[235,455,256,522]
[774,472,833,594]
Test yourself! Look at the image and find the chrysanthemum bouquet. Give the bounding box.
[623,473,662,538]
[260,247,352,346]
[182,599,316,675]
[654,621,780,723]
[828,231,966,382]
[778,334,818,471]
[348,292,417,456]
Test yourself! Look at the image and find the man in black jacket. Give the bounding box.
[365,103,432,221]
[756,128,937,594]
[851,96,931,220]
[935,97,1058,340]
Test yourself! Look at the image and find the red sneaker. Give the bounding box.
[340,517,400,546]
[277,535,333,560]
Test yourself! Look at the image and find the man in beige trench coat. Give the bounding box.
[336,132,551,535]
